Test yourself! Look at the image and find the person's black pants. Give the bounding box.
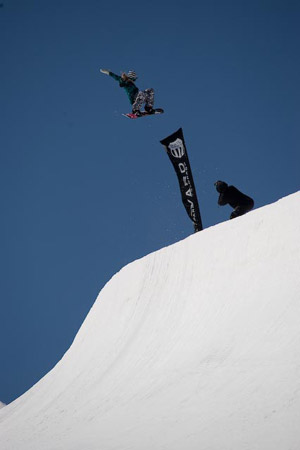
[230,200,254,219]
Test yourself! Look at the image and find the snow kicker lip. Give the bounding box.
[1,192,300,450]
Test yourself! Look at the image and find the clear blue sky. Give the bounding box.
[1,0,299,404]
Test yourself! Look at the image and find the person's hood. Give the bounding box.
[214,180,228,193]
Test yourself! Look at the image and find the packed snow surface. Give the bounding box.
[0,192,300,450]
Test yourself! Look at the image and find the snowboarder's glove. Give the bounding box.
[100,69,110,75]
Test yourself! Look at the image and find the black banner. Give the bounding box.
[160,128,203,232]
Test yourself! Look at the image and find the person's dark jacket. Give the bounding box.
[109,72,139,105]
[215,181,254,210]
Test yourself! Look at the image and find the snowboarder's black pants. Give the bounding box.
[230,200,254,219]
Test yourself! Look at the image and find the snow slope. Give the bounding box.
[0,402,5,409]
[0,192,300,450]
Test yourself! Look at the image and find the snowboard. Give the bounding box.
[122,108,164,119]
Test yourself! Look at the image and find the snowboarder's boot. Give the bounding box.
[144,105,155,114]
[132,109,142,117]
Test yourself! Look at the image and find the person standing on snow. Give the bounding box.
[100,69,155,116]
[214,181,254,219]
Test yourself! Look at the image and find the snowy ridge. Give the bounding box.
[0,192,300,450]
[0,402,5,409]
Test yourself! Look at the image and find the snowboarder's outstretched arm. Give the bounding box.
[100,68,140,108]
[100,69,121,81]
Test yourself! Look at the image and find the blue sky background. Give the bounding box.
[1,0,299,404]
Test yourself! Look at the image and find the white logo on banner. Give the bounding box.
[168,138,185,158]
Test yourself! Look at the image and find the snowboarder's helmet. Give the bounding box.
[127,70,137,80]
[214,180,228,193]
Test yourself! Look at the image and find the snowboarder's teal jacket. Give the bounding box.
[109,71,139,105]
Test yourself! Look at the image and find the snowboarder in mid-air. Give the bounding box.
[214,181,254,219]
[100,69,163,118]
